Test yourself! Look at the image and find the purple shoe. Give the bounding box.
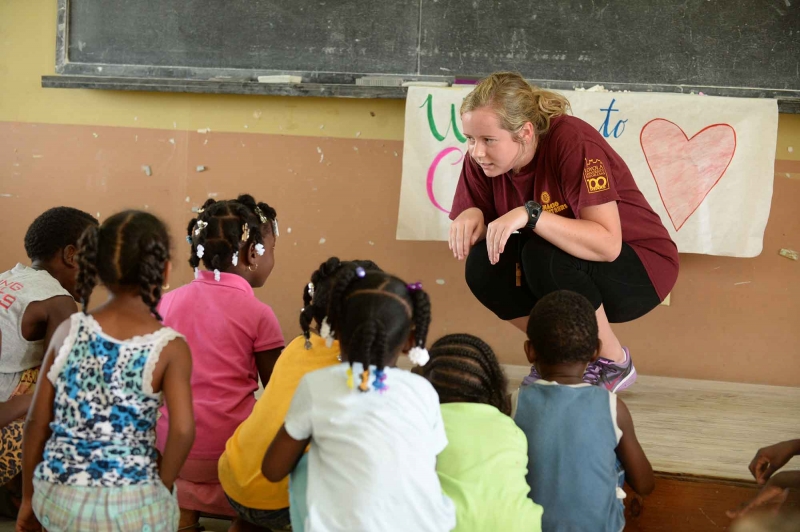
[583,347,637,392]
[521,365,542,386]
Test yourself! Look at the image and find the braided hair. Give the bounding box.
[422,334,510,415]
[299,257,382,345]
[75,211,170,320]
[325,265,432,392]
[187,194,277,273]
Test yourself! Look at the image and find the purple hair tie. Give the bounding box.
[355,266,366,278]
[407,281,423,292]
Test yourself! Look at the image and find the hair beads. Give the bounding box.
[373,369,388,394]
[358,369,370,392]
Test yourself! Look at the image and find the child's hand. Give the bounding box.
[749,440,800,484]
[726,484,789,519]
[15,500,41,532]
[727,470,798,519]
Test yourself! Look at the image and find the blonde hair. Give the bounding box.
[460,72,571,140]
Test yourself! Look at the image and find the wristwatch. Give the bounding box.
[524,201,543,229]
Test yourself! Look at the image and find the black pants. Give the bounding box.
[465,233,661,323]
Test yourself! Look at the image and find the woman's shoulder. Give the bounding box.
[545,115,602,144]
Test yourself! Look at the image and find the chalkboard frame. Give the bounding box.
[49,0,800,113]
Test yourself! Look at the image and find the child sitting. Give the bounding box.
[156,195,285,529]
[17,210,195,531]
[421,333,543,532]
[0,207,97,493]
[513,290,654,532]
[262,266,456,532]
[218,257,381,531]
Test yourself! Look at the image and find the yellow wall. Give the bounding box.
[0,2,404,139]
[4,2,799,152]
[2,1,799,386]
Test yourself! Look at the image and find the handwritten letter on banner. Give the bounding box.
[396,87,778,257]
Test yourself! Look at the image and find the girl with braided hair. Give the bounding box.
[17,211,195,531]
[262,265,456,532]
[155,194,285,529]
[421,334,543,532]
[218,257,382,531]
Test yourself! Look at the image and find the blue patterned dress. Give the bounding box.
[32,312,184,531]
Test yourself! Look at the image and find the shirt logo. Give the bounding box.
[584,158,610,193]
[541,191,551,204]
[0,280,23,311]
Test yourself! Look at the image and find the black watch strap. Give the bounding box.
[524,201,543,229]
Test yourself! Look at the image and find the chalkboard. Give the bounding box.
[47,0,800,108]
[423,0,799,91]
[64,0,419,80]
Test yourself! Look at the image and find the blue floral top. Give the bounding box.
[34,313,182,487]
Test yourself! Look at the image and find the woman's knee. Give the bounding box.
[520,236,559,272]
[464,240,490,290]
[464,240,534,320]
[519,237,561,295]
[520,236,602,307]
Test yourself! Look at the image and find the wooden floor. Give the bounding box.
[503,365,800,481]
[623,474,800,531]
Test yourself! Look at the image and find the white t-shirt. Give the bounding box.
[285,363,456,532]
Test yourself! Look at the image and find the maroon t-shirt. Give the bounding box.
[450,115,678,301]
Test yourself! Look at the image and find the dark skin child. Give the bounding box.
[524,339,655,497]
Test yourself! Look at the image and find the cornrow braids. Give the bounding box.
[423,334,510,415]
[186,199,217,270]
[75,225,100,313]
[187,195,278,276]
[137,235,169,321]
[187,200,260,273]
[235,194,278,235]
[299,257,383,347]
[74,210,171,320]
[408,288,432,351]
[326,266,431,393]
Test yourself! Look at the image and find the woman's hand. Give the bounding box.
[485,207,528,264]
[449,208,486,261]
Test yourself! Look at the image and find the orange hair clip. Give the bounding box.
[358,369,370,392]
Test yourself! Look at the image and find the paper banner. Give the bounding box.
[397,87,778,257]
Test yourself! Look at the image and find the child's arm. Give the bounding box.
[727,470,799,518]
[17,320,70,530]
[3,296,76,429]
[157,338,195,490]
[0,395,32,427]
[261,425,310,482]
[39,296,78,359]
[615,397,655,496]
[262,376,312,482]
[255,347,283,388]
[748,439,800,484]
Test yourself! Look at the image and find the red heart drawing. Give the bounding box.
[640,119,736,231]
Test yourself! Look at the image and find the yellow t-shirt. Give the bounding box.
[218,333,340,509]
